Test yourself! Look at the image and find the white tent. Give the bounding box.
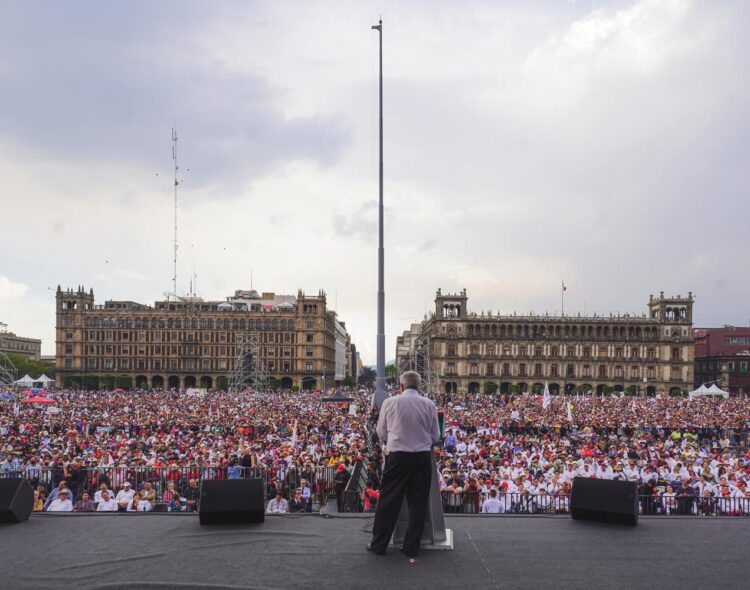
[707,384,730,398]
[14,374,34,387]
[35,374,54,386]
[688,384,729,399]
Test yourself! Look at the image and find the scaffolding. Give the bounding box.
[227,332,270,394]
[0,322,17,387]
[404,332,444,401]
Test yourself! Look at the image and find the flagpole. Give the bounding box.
[372,18,387,409]
[561,280,564,317]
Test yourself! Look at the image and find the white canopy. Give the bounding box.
[688,384,729,399]
[35,374,54,385]
[14,374,34,386]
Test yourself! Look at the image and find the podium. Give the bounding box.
[390,456,454,550]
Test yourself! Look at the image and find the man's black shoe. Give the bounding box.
[366,542,386,555]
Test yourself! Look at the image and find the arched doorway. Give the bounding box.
[580,384,593,395]
[500,382,511,394]
[444,381,457,394]
[614,384,624,393]
[565,383,576,394]
[217,376,228,391]
[184,376,196,388]
[168,375,180,390]
[151,375,164,389]
[532,383,544,394]
[549,383,560,395]
[669,386,683,396]
[135,375,148,389]
[646,386,656,396]
[468,382,480,393]
[596,384,606,395]
[301,377,316,391]
[517,382,528,393]
[200,376,213,389]
[280,377,293,389]
[483,382,498,394]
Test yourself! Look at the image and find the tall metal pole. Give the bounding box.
[372,19,387,408]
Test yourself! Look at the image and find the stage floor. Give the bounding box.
[1,514,747,589]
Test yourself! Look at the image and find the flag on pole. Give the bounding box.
[562,281,567,292]
[567,401,573,422]
[542,382,551,409]
[291,419,299,449]
[631,397,637,412]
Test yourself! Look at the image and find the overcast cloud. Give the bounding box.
[1,0,748,360]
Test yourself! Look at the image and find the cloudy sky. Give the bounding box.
[1,0,748,360]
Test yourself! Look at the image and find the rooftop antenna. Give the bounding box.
[172,123,179,300]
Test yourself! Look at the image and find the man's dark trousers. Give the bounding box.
[371,451,433,556]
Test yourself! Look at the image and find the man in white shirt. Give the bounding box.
[47,489,73,512]
[115,482,135,511]
[96,490,118,511]
[266,491,289,513]
[369,371,440,558]
[482,489,503,513]
[95,483,114,504]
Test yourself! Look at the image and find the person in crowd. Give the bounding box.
[74,491,95,512]
[266,490,289,513]
[184,478,201,512]
[288,489,307,513]
[140,482,156,506]
[115,482,135,512]
[482,488,503,513]
[47,488,73,512]
[44,480,71,510]
[95,483,114,504]
[96,490,118,512]
[127,492,151,512]
[362,480,379,513]
[32,489,45,512]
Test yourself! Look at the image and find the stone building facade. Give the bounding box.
[694,326,750,395]
[396,289,695,396]
[0,324,42,360]
[55,285,350,390]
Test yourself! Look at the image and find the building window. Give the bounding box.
[447,363,456,375]
[447,344,456,356]
[170,360,178,370]
[306,362,313,372]
[486,364,495,376]
[65,359,72,369]
[121,359,130,370]
[519,363,527,376]
[614,366,624,378]
[65,344,73,354]
[582,365,591,377]
[137,359,145,370]
[203,359,210,370]
[728,362,735,373]
[283,362,291,372]
[306,333,314,343]
[306,320,314,330]
[219,360,227,370]
[598,365,607,378]
[502,363,510,376]
[630,366,640,379]
[647,366,655,379]
[550,364,559,377]
[647,348,656,360]
[671,347,681,361]
[306,347,313,357]
[470,363,479,376]
[534,363,543,376]
[105,359,114,370]
[88,359,97,369]
[486,345,495,356]
[65,331,73,340]
[154,360,162,370]
[631,348,639,360]
[534,346,542,357]
[598,346,607,358]
[551,346,559,357]
[583,347,591,358]
[741,362,748,373]
[519,346,527,356]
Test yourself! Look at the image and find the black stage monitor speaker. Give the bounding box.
[199,479,265,525]
[0,478,34,524]
[570,477,638,526]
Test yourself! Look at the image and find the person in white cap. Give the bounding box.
[116,482,135,512]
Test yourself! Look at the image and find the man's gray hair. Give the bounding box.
[400,370,421,390]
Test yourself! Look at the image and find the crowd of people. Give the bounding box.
[1,387,749,516]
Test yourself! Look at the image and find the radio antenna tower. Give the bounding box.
[171,125,179,300]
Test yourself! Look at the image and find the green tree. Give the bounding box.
[5,353,55,381]
[484,382,498,394]
[385,363,397,384]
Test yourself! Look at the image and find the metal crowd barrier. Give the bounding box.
[1,465,340,511]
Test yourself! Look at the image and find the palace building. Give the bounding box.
[55,285,353,390]
[396,289,695,396]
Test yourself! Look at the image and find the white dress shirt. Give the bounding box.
[47,498,73,512]
[376,389,440,453]
[266,498,289,513]
[97,498,118,511]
